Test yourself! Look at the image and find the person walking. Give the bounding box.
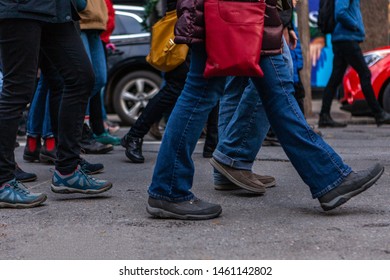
[145,0,384,220]
[318,0,390,127]
[0,0,113,208]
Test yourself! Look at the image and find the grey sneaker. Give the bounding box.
[51,167,112,194]
[210,158,266,194]
[215,172,276,190]
[146,197,222,220]
[0,179,47,208]
[319,163,384,211]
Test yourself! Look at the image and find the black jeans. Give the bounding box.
[320,40,382,115]
[0,20,94,184]
[128,61,189,138]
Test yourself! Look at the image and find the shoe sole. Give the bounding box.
[39,154,56,164]
[50,183,113,195]
[0,195,47,209]
[17,175,38,183]
[83,167,104,175]
[81,146,114,154]
[214,180,276,191]
[210,158,266,194]
[146,205,222,220]
[321,167,384,211]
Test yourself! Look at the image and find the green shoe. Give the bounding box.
[94,131,121,146]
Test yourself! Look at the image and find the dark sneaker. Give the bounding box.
[210,158,266,194]
[121,135,144,163]
[80,123,113,154]
[23,136,41,162]
[146,197,222,220]
[0,179,47,208]
[215,173,276,190]
[39,138,57,164]
[319,163,384,211]
[375,110,390,126]
[94,131,121,146]
[14,164,37,183]
[318,113,347,128]
[51,167,112,194]
[80,158,104,175]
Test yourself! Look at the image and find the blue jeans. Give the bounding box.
[26,74,53,139]
[81,30,107,134]
[213,38,294,184]
[148,44,351,202]
[213,77,270,185]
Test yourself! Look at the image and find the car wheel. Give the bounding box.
[382,83,390,113]
[113,70,162,125]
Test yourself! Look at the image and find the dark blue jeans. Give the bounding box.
[321,40,382,115]
[26,74,54,139]
[0,20,94,184]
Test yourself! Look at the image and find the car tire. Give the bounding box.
[382,83,390,113]
[113,70,162,126]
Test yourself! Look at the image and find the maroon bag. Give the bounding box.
[203,0,266,78]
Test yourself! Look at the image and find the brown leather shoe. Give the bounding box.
[210,158,267,194]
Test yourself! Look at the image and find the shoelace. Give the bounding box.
[10,180,30,195]
[78,168,100,184]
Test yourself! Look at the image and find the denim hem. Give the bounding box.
[312,166,352,199]
[213,149,253,170]
[148,189,195,202]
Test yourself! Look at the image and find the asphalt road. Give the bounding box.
[1,102,390,260]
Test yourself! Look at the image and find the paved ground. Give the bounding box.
[1,101,390,260]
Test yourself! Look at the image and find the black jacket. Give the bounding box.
[0,0,79,23]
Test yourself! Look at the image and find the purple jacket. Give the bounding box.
[174,0,283,55]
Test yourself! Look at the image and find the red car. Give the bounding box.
[339,46,390,116]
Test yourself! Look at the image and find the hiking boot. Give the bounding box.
[318,163,384,211]
[23,136,41,162]
[121,135,144,163]
[39,137,57,164]
[375,110,390,126]
[215,172,276,190]
[51,167,112,194]
[0,179,47,208]
[146,197,222,220]
[80,124,113,154]
[14,164,37,183]
[210,158,266,194]
[80,158,104,175]
[94,131,121,146]
[318,113,347,128]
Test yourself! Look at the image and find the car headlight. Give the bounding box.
[364,53,385,67]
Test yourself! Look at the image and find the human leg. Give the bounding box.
[0,19,47,207]
[251,54,384,209]
[319,43,348,128]
[40,22,112,194]
[147,44,223,219]
[212,77,274,192]
[121,61,189,163]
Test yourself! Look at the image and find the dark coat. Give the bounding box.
[0,0,80,23]
[174,0,283,55]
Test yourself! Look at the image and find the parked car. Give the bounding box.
[105,5,162,125]
[339,46,390,116]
